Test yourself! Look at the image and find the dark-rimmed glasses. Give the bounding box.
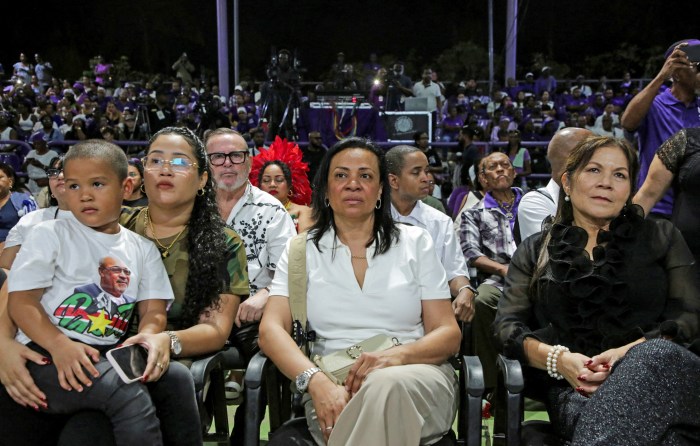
[207,151,248,166]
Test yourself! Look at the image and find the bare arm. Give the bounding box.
[9,289,100,391]
[449,275,475,322]
[259,295,349,442]
[0,245,20,269]
[621,47,691,131]
[472,255,508,277]
[174,293,239,357]
[633,154,674,216]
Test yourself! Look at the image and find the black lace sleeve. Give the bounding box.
[656,129,688,175]
[644,219,700,343]
[494,234,553,363]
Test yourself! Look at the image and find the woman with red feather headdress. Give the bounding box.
[250,136,315,232]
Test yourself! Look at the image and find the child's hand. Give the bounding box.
[49,338,100,392]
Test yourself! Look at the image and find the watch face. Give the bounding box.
[297,373,309,391]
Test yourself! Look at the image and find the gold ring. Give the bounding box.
[325,426,333,431]
[157,362,164,370]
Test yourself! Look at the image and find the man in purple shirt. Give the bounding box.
[621,39,700,218]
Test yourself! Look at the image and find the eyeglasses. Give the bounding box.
[46,168,62,178]
[207,151,248,166]
[142,156,198,173]
[101,266,131,276]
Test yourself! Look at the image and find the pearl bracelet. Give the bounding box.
[546,345,570,380]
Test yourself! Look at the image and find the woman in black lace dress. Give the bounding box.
[495,136,700,445]
[635,127,700,287]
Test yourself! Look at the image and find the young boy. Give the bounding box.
[8,140,174,445]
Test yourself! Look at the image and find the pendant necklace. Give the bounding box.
[144,208,188,258]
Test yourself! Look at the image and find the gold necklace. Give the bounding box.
[283,199,292,210]
[144,208,188,258]
[351,255,367,260]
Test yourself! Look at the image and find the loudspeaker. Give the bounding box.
[383,112,432,142]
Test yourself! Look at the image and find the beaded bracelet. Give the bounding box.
[546,345,570,380]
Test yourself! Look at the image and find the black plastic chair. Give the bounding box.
[243,351,486,446]
[190,345,247,445]
[492,354,561,446]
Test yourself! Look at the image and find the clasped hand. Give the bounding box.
[559,347,624,396]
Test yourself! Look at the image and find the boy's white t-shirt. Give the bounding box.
[9,215,174,346]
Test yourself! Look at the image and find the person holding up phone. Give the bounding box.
[621,38,700,219]
[4,140,174,445]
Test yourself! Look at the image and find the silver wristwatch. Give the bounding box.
[165,331,182,356]
[295,367,322,393]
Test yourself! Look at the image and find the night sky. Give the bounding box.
[4,1,700,85]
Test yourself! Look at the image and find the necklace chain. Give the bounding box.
[496,192,516,219]
[144,208,188,258]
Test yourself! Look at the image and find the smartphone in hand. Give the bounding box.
[106,344,148,384]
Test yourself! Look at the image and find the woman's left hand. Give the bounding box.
[344,349,403,396]
[122,332,171,382]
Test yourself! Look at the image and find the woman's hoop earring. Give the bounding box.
[140,183,146,193]
[324,198,330,208]
[375,198,382,209]
[197,188,205,196]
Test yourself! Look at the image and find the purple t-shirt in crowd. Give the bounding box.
[637,89,700,216]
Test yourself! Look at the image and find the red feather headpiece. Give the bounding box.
[249,136,312,206]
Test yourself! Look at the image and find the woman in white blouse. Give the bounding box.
[260,137,461,446]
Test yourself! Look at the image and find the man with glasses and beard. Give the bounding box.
[204,128,295,442]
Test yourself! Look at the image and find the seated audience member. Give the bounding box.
[459,151,523,391]
[593,114,624,138]
[495,136,700,444]
[453,157,488,231]
[0,131,250,445]
[64,116,89,141]
[387,145,477,322]
[0,157,66,267]
[635,127,700,287]
[204,128,296,442]
[414,131,444,174]
[5,140,175,445]
[250,137,314,233]
[0,112,19,153]
[505,129,532,191]
[516,128,593,242]
[23,134,60,196]
[0,162,37,246]
[123,158,148,207]
[260,137,461,445]
[422,172,447,213]
[440,105,464,142]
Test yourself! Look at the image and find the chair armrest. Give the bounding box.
[243,351,271,446]
[462,355,485,446]
[190,350,225,393]
[493,354,525,446]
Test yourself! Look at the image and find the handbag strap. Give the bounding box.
[288,232,310,355]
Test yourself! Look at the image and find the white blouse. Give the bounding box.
[270,224,449,357]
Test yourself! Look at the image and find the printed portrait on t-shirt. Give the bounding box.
[53,256,136,340]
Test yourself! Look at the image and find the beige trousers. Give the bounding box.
[304,362,458,446]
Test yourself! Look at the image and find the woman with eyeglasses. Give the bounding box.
[0,157,69,269]
[0,128,250,445]
[250,138,314,233]
[123,158,148,207]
